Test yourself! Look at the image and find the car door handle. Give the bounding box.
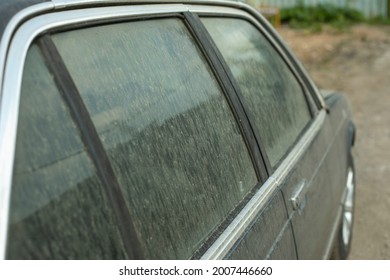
[290,180,308,211]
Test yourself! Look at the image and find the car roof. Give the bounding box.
[0,0,244,39]
[0,0,50,38]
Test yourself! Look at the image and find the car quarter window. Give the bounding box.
[15,17,259,259]
[202,17,312,169]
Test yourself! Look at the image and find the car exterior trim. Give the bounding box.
[201,110,326,259]
[183,11,268,183]
[0,2,54,102]
[52,0,107,8]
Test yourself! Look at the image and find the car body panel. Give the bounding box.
[280,97,352,259]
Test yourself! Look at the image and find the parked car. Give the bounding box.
[0,0,356,260]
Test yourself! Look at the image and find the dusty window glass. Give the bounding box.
[7,45,127,259]
[52,18,258,259]
[202,18,311,168]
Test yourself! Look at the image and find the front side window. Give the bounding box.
[202,18,311,168]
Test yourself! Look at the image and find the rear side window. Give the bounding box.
[202,18,311,168]
[8,18,258,259]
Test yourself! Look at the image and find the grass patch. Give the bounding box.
[368,16,390,26]
[281,3,365,32]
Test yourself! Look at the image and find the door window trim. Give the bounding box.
[201,110,326,259]
[183,11,267,182]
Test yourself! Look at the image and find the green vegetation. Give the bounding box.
[368,16,390,26]
[281,3,365,32]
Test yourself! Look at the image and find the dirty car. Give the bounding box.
[0,0,356,259]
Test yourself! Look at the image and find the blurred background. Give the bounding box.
[243,0,390,259]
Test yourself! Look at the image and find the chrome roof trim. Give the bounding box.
[52,0,107,8]
[0,3,189,260]
[187,4,249,16]
[50,0,244,8]
[201,110,326,259]
[0,2,54,102]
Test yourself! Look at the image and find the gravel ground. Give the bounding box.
[278,24,390,259]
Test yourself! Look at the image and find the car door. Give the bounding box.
[199,10,351,259]
[1,4,296,259]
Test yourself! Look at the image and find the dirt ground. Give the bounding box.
[278,24,390,259]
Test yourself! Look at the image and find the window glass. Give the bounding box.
[7,45,127,259]
[52,18,258,259]
[202,18,311,168]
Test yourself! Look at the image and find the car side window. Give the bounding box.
[7,45,128,259]
[202,17,311,168]
[50,18,258,259]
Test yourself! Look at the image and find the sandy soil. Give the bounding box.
[278,24,390,259]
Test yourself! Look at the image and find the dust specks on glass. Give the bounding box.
[53,18,258,259]
[8,18,258,259]
[7,45,127,259]
[202,17,311,168]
